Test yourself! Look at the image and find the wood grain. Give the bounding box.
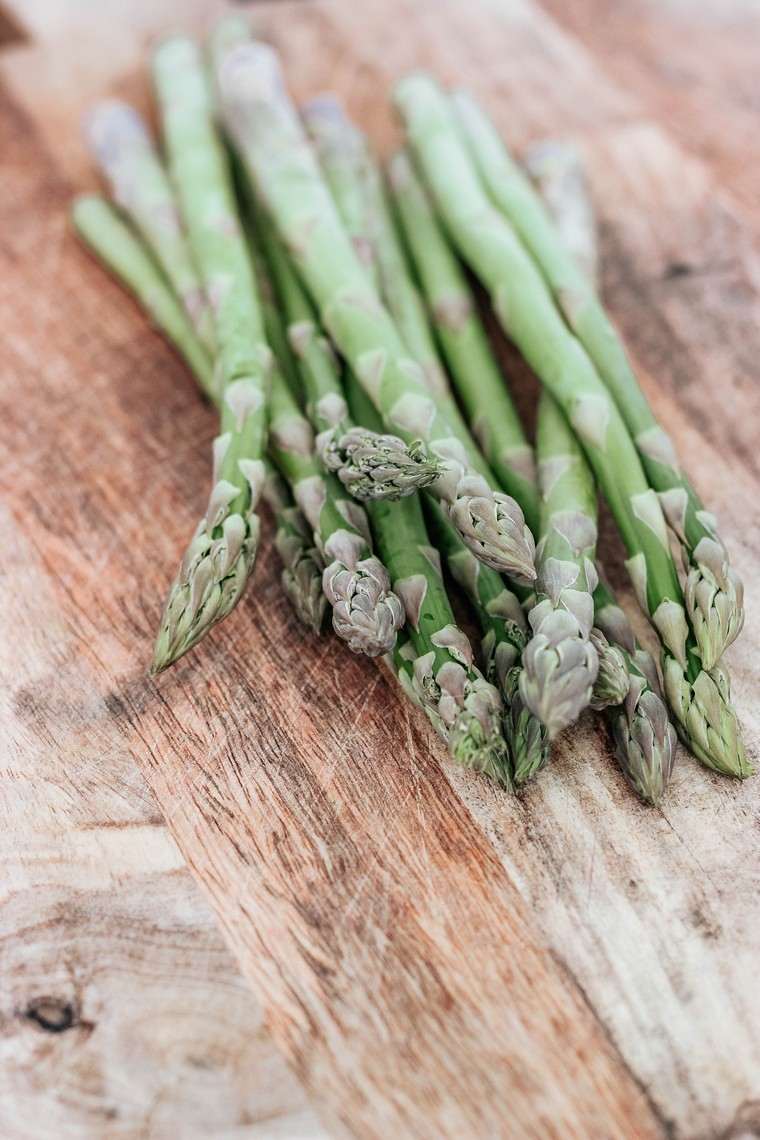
[2,0,760,1137]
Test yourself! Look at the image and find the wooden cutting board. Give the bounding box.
[2,1,759,1137]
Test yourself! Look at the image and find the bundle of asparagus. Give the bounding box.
[72,18,749,805]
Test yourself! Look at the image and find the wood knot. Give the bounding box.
[23,997,78,1034]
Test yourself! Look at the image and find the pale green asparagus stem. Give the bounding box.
[215,41,535,582]
[303,98,468,422]
[305,103,544,776]
[453,91,743,670]
[73,197,322,635]
[84,100,217,353]
[260,464,327,634]
[520,392,599,738]
[530,131,677,801]
[72,195,215,396]
[389,149,540,533]
[266,349,404,656]
[423,499,549,784]
[244,225,405,655]
[238,186,441,501]
[396,74,749,778]
[593,572,677,804]
[150,37,271,671]
[347,373,510,783]
[74,192,391,650]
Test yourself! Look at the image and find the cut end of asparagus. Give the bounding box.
[589,627,630,711]
[323,555,405,657]
[684,537,745,671]
[611,681,677,806]
[151,511,260,673]
[445,475,536,581]
[518,600,599,739]
[319,425,442,501]
[663,656,753,779]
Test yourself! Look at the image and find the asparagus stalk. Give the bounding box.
[73,195,324,635]
[346,373,510,783]
[84,100,217,354]
[388,150,540,534]
[265,360,404,656]
[303,98,464,415]
[520,392,599,738]
[149,38,271,671]
[529,131,677,800]
[75,190,400,654]
[452,91,743,671]
[241,215,405,655]
[214,41,535,582]
[249,196,442,501]
[592,573,677,803]
[305,101,547,777]
[261,464,327,634]
[396,74,749,778]
[72,194,215,396]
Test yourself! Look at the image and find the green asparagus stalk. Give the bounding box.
[452,91,743,671]
[76,187,400,655]
[215,41,536,582]
[246,194,442,501]
[149,38,271,671]
[265,362,405,656]
[84,100,217,354]
[72,194,215,396]
[242,216,406,655]
[529,131,678,800]
[260,464,328,634]
[520,392,599,738]
[423,498,550,783]
[346,373,510,783]
[592,572,677,803]
[303,98,464,415]
[388,149,540,534]
[73,195,329,636]
[396,74,749,778]
[304,100,546,777]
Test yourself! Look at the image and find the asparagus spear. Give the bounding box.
[306,100,547,777]
[520,392,599,738]
[261,464,328,634]
[452,91,743,671]
[529,131,677,800]
[84,100,217,354]
[214,41,535,582]
[75,191,401,654]
[396,75,748,778]
[243,190,442,501]
[303,98,465,417]
[346,373,510,783]
[593,573,677,803]
[388,150,540,534]
[73,195,325,635]
[149,38,271,671]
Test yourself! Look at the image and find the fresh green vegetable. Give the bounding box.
[453,90,743,671]
[215,41,535,581]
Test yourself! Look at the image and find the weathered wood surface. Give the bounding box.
[2,1,760,1137]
